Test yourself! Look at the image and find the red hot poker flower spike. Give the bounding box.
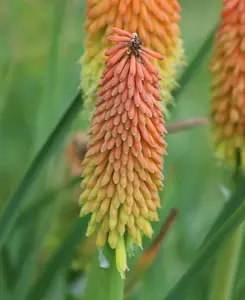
[211,0,245,166]
[79,28,167,278]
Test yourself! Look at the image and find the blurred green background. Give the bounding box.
[1,0,243,300]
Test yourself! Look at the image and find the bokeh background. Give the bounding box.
[1,1,242,300]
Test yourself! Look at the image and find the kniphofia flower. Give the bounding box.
[79,28,167,277]
[211,0,245,165]
[81,0,184,115]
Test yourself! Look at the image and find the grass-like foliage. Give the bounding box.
[1,1,245,300]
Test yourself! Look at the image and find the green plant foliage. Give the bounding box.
[1,0,245,300]
[0,91,82,250]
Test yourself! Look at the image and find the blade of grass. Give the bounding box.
[12,217,44,300]
[0,0,18,122]
[202,172,245,244]
[208,223,245,300]
[0,91,83,250]
[162,178,245,300]
[24,216,88,300]
[235,275,245,300]
[206,171,245,300]
[15,176,80,228]
[36,0,67,148]
[0,245,16,298]
[0,61,15,120]
[173,22,218,102]
[0,249,7,300]
[12,177,81,300]
[45,271,67,300]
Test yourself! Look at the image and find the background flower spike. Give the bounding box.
[80,0,185,117]
[210,0,245,167]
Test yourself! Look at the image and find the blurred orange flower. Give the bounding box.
[79,28,167,277]
[64,132,89,177]
[81,0,184,115]
[211,0,245,166]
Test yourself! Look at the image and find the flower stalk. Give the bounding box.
[84,244,124,300]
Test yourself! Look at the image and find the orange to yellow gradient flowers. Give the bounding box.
[79,28,167,277]
[211,0,245,166]
[81,0,184,115]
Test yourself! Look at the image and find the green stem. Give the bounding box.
[84,244,124,300]
[208,223,245,300]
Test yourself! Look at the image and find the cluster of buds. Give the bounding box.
[211,0,245,166]
[79,28,166,277]
[81,0,184,115]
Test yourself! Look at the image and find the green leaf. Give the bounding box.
[235,276,245,300]
[0,61,15,119]
[11,177,81,300]
[24,216,88,300]
[15,176,80,229]
[202,173,245,244]
[205,173,245,300]
[173,22,218,101]
[44,271,67,300]
[12,217,46,300]
[0,245,16,298]
[208,224,245,300]
[0,91,83,250]
[35,0,67,148]
[162,178,245,300]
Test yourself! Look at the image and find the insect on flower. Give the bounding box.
[79,28,167,278]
